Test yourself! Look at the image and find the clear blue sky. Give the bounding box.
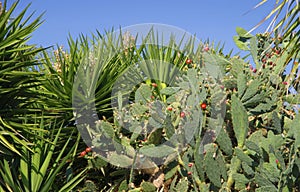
[10,0,275,53]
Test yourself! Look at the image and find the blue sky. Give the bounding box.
[10,0,275,53]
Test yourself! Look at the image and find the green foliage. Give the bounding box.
[140,181,156,192]
[0,117,86,192]
[81,29,300,191]
[252,0,300,63]
[0,1,87,190]
[231,94,248,147]
[1,1,299,190]
[0,0,44,154]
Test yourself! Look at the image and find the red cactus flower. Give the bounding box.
[151,83,158,87]
[180,112,185,118]
[200,103,207,110]
[203,46,209,52]
[85,147,92,153]
[79,151,86,157]
[186,59,192,65]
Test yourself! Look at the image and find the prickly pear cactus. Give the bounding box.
[80,29,299,191]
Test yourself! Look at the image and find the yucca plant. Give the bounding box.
[0,0,45,154]
[38,30,139,124]
[0,1,87,191]
[0,116,86,192]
